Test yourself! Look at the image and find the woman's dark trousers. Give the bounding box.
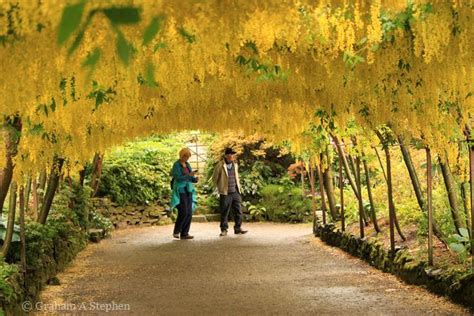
[174,192,193,237]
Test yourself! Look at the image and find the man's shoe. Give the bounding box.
[219,230,228,237]
[234,230,248,235]
[180,235,194,240]
[173,233,180,239]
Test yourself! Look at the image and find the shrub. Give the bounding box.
[97,135,186,205]
[260,184,312,222]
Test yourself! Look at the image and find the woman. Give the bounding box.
[170,148,198,239]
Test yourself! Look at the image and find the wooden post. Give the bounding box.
[339,154,345,232]
[426,148,434,266]
[355,157,365,238]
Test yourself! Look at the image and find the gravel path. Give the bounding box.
[35,222,470,315]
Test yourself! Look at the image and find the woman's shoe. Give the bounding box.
[180,235,194,240]
[173,233,180,239]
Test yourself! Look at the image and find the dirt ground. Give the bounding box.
[33,222,471,315]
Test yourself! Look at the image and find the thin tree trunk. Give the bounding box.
[37,158,64,224]
[363,159,381,233]
[461,182,471,237]
[31,177,39,219]
[398,137,445,240]
[376,130,406,243]
[339,154,345,231]
[19,185,27,274]
[90,153,103,197]
[323,163,338,220]
[331,135,359,199]
[348,155,358,185]
[351,136,369,225]
[317,164,327,225]
[374,146,388,182]
[427,148,434,266]
[38,169,47,208]
[24,176,32,214]
[2,182,17,257]
[439,159,465,234]
[385,147,396,253]
[355,157,365,238]
[0,116,22,215]
[309,164,317,224]
[79,167,86,187]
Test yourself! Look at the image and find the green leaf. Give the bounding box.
[143,16,163,46]
[81,48,101,68]
[145,61,158,87]
[449,242,466,253]
[153,42,166,52]
[103,7,140,25]
[116,31,133,65]
[459,227,470,238]
[178,27,196,43]
[57,1,86,45]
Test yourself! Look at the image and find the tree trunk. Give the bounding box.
[2,182,17,257]
[355,157,365,238]
[37,158,64,224]
[0,116,22,215]
[309,164,317,224]
[331,135,360,199]
[398,137,445,240]
[38,169,47,208]
[374,146,388,182]
[363,159,381,233]
[317,164,327,225]
[427,148,434,266]
[323,164,338,220]
[19,185,27,274]
[460,181,471,237]
[338,154,345,231]
[384,146,406,243]
[439,158,465,235]
[31,177,39,219]
[24,176,32,214]
[79,167,86,187]
[90,153,103,197]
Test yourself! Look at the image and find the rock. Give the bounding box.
[46,276,60,285]
[88,228,104,242]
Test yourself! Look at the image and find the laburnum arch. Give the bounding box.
[0,0,473,247]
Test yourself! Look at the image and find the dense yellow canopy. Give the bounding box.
[0,0,472,178]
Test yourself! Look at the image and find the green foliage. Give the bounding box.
[89,210,113,236]
[447,228,471,263]
[247,204,267,221]
[57,1,86,44]
[97,134,186,205]
[239,161,273,199]
[0,261,19,304]
[260,184,311,223]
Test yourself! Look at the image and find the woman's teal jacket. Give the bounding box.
[170,160,197,212]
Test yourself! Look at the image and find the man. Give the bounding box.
[212,147,248,236]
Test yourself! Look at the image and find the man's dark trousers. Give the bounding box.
[219,192,242,232]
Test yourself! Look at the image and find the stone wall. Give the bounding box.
[314,222,474,309]
[92,198,172,228]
